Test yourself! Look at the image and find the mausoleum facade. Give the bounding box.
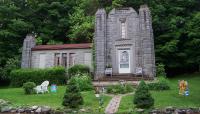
[94,5,155,79]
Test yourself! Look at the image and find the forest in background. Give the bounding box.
[0,0,200,83]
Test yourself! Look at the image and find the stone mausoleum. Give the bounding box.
[21,5,155,80]
[94,5,155,79]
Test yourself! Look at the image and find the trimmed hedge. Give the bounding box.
[10,67,66,87]
[67,64,90,78]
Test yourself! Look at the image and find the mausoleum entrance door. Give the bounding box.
[118,49,131,73]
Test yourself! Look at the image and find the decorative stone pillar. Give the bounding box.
[94,8,106,79]
[21,34,36,68]
[139,5,156,77]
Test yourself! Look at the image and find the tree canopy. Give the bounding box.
[0,0,200,78]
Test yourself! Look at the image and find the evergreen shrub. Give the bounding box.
[62,80,83,108]
[133,80,154,108]
[156,63,166,77]
[22,82,36,94]
[10,67,66,87]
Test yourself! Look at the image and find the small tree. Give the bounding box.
[133,80,154,108]
[62,80,83,108]
[156,63,166,77]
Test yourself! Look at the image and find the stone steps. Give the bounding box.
[96,75,153,81]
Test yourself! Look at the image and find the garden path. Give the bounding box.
[105,96,122,114]
[104,92,134,114]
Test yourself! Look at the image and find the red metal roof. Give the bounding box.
[32,43,92,51]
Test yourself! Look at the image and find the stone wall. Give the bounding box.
[31,49,92,69]
[139,5,156,77]
[95,9,106,79]
[21,34,36,68]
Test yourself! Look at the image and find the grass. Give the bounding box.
[0,86,111,112]
[118,73,200,113]
[1,73,200,113]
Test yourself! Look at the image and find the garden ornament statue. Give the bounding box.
[34,81,49,94]
[179,80,189,96]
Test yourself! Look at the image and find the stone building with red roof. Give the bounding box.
[21,34,92,70]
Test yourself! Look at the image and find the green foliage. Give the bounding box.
[69,73,93,91]
[148,77,170,90]
[67,0,97,43]
[10,67,66,87]
[67,64,90,78]
[156,63,166,77]
[22,82,36,94]
[112,0,125,8]
[62,80,83,108]
[0,56,20,81]
[0,0,200,77]
[106,83,134,94]
[133,80,154,108]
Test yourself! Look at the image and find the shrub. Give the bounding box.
[67,64,90,78]
[148,77,170,90]
[10,67,66,87]
[156,63,166,77]
[133,80,154,108]
[23,82,36,94]
[62,80,83,108]
[106,83,134,94]
[69,73,93,91]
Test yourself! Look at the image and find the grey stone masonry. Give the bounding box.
[94,5,155,79]
[21,34,36,68]
[139,5,156,77]
[95,9,106,79]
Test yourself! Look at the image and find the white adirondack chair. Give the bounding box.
[34,81,49,94]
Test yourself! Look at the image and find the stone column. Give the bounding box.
[94,8,106,79]
[139,5,156,77]
[21,34,36,68]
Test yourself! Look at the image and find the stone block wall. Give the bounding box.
[21,34,36,68]
[31,49,92,69]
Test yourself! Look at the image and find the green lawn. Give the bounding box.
[1,73,200,113]
[0,86,111,112]
[118,73,200,113]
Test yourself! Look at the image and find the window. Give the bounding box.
[39,54,46,68]
[69,53,76,66]
[54,53,61,66]
[84,53,92,68]
[121,22,126,39]
[62,53,67,68]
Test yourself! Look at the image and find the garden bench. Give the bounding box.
[105,68,112,77]
[136,67,143,76]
